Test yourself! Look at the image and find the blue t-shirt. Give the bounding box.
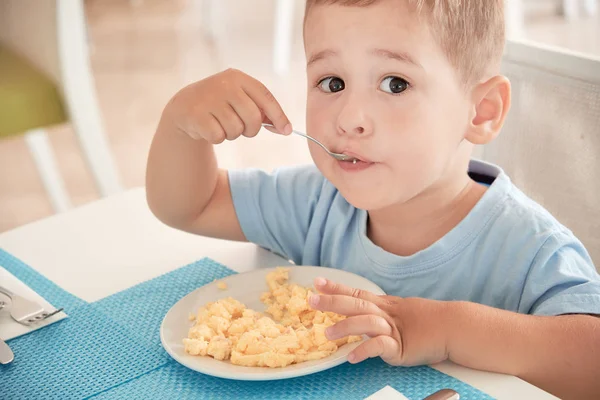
[229,160,600,316]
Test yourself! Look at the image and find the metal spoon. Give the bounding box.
[262,123,356,162]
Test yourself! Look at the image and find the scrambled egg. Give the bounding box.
[183,267,362,368]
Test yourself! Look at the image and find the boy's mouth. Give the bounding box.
[339,151,371,164]
[336,151,374,172]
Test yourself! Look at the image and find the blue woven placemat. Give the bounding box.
[0,250,169,400]
[90,358,491,400]
[0,249,495,400]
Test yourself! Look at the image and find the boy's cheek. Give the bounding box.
[306,110,334,142]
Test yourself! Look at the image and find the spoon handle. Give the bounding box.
[262,123,329,152]
[290,130,330,153]
[261,123,352,161]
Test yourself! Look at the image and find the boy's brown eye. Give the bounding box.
[380,76,409,94]
[319,77,345,93]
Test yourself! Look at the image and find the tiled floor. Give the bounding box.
[1,0,599,232]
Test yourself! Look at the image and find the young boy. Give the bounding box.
[146,0,600,398]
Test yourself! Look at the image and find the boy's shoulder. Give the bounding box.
[469,159,572,236]
[462,162,598,315]
[470,162,596,288]
[487,169,580,251]
[500,181,572,237]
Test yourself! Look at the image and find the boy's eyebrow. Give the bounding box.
[307,49,336,67]
[372,48,423,69]
[306,48,423,69]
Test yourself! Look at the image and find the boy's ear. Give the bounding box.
[465,75,511,145]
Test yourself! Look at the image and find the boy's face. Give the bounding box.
[304,0,474,211]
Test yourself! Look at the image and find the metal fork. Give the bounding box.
[262,123,356,162]
[0,286,63,326]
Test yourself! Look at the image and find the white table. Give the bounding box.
[0,188,557,399]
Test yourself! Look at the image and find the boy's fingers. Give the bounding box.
[242,81,292,135]
[348,335,401,365]
[309,293,382,317]
[212,104,245,141]
[314,277,382,305]
[201,114,227,144]
[260,112,279,134]
[228,91,263,138]
[325,315,392,340]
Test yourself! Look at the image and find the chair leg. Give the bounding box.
[56,0,123,198]
[24,129,72,213]
[273,0,295,76]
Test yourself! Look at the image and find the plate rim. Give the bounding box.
[160,265,386,381]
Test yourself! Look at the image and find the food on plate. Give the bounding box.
[183,267,362,368]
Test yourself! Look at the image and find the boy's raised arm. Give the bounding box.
[145,69,291,240]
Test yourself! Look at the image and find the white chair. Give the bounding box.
[482,39,600,268]
[0,0,122,213]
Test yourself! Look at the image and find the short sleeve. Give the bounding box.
[228,165,325,263]
[520,231,600,316]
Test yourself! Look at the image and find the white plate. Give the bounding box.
[160,266,385,381]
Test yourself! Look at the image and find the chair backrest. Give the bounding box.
[0,0,122,198]
[483,39,600,270]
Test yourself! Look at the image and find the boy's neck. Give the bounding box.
[367,173,487,257]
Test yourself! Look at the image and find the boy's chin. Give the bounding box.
[314,160,398,210]
[338,189,392,211]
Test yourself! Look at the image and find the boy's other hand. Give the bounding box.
[166,68,292,143]
[309,277,450,366]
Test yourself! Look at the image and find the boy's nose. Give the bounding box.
[337,117,372,137]
[336,98,373,137]
[341,126,365,134]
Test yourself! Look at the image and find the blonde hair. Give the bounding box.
[304,0,505,85]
